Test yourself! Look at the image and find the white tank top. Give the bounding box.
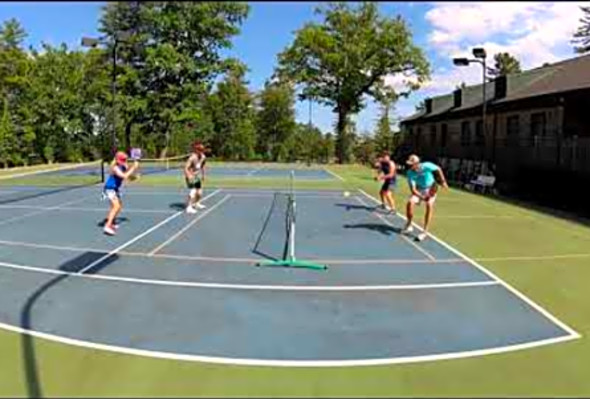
[188,153,206,173]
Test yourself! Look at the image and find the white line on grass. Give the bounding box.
[0,260,497,291]
[148,194,231,256]
[323,166,345,181]
[358,188,582,339]
[355,196,436,261]
[0,204,176,214]
[77,189,222,274]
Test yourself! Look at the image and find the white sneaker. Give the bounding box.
[416,233,428,242]
[195,202,206,209]
[186,206,197,214]
[103,226,116,236]
[401,226,414,235]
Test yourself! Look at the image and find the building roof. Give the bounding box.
[401,53,590,124]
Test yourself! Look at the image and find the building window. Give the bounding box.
[461,121,471,146]
[506,115,520,137]
[531,112,546,137]
[441,123,448,147]
[430,125,437,146]
[475,119,484,146]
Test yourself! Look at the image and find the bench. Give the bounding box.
[467,175,496,194]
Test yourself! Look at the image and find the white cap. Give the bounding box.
[406,154,420,166]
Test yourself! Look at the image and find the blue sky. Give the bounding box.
[1,1,585,134]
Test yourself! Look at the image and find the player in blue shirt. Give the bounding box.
[373,152,397,213]
[102,151,139,236]
[402,154,448,241]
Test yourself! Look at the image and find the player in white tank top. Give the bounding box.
[184,142,207,214]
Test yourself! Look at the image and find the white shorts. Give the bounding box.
[102,189,121,201]
[409,188,437,205]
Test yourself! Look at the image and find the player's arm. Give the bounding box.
[434,167,449,189]
[201,159,206,182]
[408,179,425,200]
[385,161,395,179]
[184,157,194,179]
[111,162,138,179]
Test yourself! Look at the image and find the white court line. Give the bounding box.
[476,253,590,262]
[0,260,497,291]
[0,204,176,214]
[323,166,345,181]
[0,161,99,181]
[355,196,436,261]
[148,194,232,256]
[246,167,263,176]
[0,238,467,265]
[77,189,222,274]
[0,194,94,227]
[359,189,582,339]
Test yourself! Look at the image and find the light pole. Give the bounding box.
[81,32,131,167]
[453,47,490,164]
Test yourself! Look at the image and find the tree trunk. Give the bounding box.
[335,108,350,164]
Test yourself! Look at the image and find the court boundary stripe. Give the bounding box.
[0,194,94,227]
[77,189,222,274]
[147,194,232,256]
[323,167,345,181]
[0,238,468,265]
[358,189,582,339]
[0,317,576,368]
[355,196,436,261]
[0,161,100,181]
[0,260,497,291]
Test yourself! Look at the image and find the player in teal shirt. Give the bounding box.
[402,154,448,241]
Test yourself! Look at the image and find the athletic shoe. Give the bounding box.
[103,226,116,236]
[113,224,119,230]
[186,206,197,214]
[401,226,414,235]
[416,233,428,242]
[195,202,206,209]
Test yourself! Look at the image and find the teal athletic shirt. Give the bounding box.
[406,162,440,190]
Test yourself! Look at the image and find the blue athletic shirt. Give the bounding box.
[406,162,439,190]
[104,164,127,191]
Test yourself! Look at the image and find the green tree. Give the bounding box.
[489,52,522,78]
[353,132,377,165]
[256,80,296,161]
[374,98,395,154]
[99,1,250,157]
[573,6,590,54]
[209,64,256,160]
[275,2,429,163]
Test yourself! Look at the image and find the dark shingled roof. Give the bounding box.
[401,53,590,124]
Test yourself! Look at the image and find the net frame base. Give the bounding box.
[256,257,327,271]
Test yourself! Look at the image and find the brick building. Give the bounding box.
[399,53,590,211]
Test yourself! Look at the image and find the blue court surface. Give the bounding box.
[0,184,579,367]
[43,162,339,181]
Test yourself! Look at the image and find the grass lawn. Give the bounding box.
[0,163,589,397]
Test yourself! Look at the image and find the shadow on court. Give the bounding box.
[168,202,186,211]
[20,251,117,398]
[96,217,129,228]
[343,223,402,237]
[334,203,377,212]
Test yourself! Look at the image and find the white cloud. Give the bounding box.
[395,1,587,118]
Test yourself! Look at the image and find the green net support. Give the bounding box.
[256,170,327,271]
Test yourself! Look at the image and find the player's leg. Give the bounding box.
[104,191,121,235]
[194,179,206,209]
[185,178,197,214]
[402,195,419,234]
[380,179,391,210]
[385,181,396,213]
[416,187,437,241]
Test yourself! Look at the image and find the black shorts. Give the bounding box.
[186,177,202,190]
[381,178,396,192]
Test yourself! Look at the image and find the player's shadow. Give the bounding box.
[169,202,186,211]
[97,217,129,227]
[334,203,377,212]
[20,251,118,398]
[343,223,402,237]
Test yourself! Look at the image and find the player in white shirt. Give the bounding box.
[184,142,207,214]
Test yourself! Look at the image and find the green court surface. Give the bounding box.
[0,163,589,397]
